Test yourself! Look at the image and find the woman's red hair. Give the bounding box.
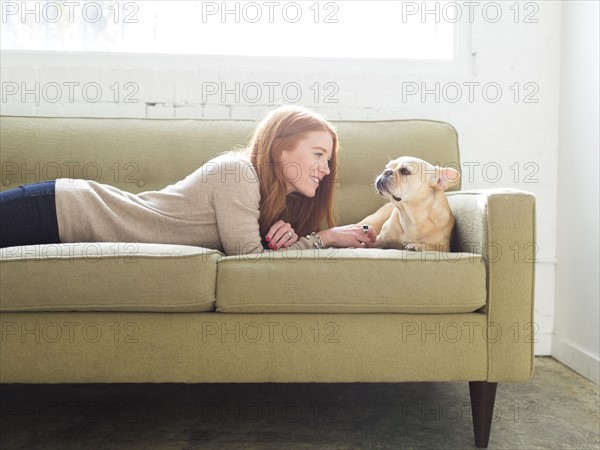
[231,105,339,237]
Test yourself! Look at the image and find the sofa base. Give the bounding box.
[0,312,494,383]
[1,312,502,447]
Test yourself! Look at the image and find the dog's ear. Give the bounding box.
[433,166,461,191]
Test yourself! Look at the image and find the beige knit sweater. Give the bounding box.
[55,152,318,255]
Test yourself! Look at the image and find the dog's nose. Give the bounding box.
[375,175,390,193]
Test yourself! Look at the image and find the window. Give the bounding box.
[1,1,455,60]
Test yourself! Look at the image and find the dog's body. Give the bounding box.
[361,156,460,251]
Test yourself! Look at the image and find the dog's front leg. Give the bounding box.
[361,203,396,235]
[373,238,405,250]
[374,214,405,249]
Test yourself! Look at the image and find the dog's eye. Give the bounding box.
[399,167,411,176]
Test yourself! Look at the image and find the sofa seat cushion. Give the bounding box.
[0,243,221,312]
[215,249,487,313]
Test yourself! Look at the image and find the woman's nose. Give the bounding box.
[322,161,331,175]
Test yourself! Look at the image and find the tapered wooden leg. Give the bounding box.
[469,381,498,448]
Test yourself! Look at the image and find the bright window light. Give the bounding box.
[1,1,455,59]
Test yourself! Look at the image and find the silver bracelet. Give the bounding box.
[306,232,325,249]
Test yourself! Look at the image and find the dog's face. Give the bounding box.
[374,156,460,203]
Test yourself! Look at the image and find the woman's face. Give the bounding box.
[279,130,333,197]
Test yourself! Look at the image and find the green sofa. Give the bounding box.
[0,115,536,448]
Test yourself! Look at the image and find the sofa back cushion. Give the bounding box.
[0,116,460,225]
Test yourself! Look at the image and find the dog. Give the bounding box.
[361,156,460,251]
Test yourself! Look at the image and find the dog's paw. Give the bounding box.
[404,243,423,252]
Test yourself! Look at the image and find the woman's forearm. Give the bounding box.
[318,224,377,249]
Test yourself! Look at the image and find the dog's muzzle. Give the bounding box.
[375,171,392,193]
[375,171,401,201]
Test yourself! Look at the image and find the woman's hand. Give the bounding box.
[318,224,377,249]
[265,220,298,250]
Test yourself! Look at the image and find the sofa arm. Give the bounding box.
[447,189,536,382]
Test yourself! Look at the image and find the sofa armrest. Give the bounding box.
[447,189,536,382]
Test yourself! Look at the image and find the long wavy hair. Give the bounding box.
[228,105,339,237]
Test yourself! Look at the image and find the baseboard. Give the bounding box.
[551,335,599,385]
[535,333,552,355]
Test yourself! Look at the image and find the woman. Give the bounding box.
[0,105,377,254]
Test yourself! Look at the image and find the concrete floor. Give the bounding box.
[0,357,598,449]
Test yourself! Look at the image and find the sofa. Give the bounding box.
[0,115,536,448]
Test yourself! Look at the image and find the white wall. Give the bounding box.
[553,1,600,385]
[1,2,563,356]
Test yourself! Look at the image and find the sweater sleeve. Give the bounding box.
[212,175,263,256]
[211,156,317,256]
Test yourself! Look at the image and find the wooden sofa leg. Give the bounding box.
[469,381,498,448]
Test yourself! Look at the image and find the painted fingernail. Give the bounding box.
[266,236,271,242]
[268,243,273,248]
[273,245,278,250]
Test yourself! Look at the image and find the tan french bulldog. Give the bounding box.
[361,156,460,251]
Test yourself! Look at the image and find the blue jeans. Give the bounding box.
[0,181,61,248]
